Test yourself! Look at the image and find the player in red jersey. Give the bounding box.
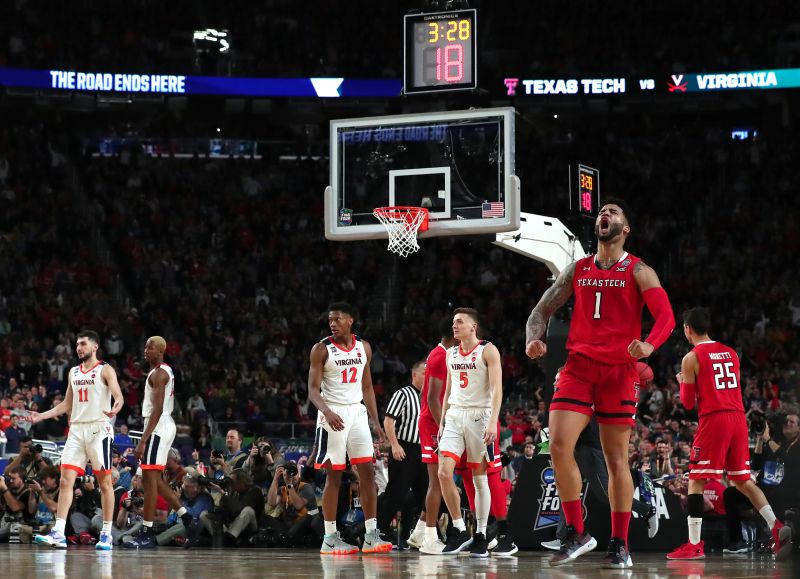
[414,319,456,554]
[667,307,792,560]
[526,199,675,569]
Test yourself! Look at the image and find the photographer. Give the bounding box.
[199,468,263,546]
[723,413,800,551]
[265,461,318,546]
[114,470,169,545]
[6,437,52,478]
[245,437,285,486]
[164,448,187,488]
[0,466,33,542]
[208,449,228,481]
[20,466,59,541]
[157,473,213,547]
[68,474,103,544]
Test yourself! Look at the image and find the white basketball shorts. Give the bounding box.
[314,403,374,470]
[141,415,177,471]
[438,406,492,469]
[61,421,114,475]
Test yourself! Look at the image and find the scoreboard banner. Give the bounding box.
[3,65,800,99]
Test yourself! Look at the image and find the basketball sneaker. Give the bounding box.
[723,540,750,554]
[320,532,359,555]
[121,532,157,550]
[548,526,597,567]
[407,526,425,549]
[541,538,561,551]
[362,529,393,554]
[666,540,704,560]
[35,529,68,549]
[469,532,488,558]
[602,537,633,569]
[419,536,446,555]
[492,534,519,557]
[95,532,113,551]
[643,505,660,538]
[442,529,472,555]
[772,523,793,561]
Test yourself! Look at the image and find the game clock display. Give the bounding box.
[571,164,600,216]
[404,9,477,94]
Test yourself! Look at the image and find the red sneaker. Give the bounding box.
[666,540,705,560]
[772,522,792,561]
[78,531,97,546]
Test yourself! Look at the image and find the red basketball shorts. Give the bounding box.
[689,412,751,481]
[419,415,440,464]
[550,353,639,426]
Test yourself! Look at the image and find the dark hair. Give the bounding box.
[328,302,357,320]
[682,307,711,336]
[601,197,633,227]
[438,318,453,339]
[40,466,60,481]
[77,329,101,344]
[453,307,479,324]
[20,436,32,445]
[8,466,26,477]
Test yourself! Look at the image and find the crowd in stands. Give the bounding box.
[1,94,799,550]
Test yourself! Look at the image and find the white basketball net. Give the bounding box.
[372,207,428,258]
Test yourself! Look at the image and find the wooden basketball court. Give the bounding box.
[2,545,796,578]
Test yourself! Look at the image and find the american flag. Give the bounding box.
[481,202,505,218]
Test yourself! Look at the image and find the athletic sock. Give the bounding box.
[453,518,466,532]
[101,521,112,535]
[611,511,631,545]
[53,518,66,535]
[365,518,377,533]
[473,474,490,535]
[414,518,427,534]
[324,520,337,537]
[562,499,585,535]
[759,505,777,530]
[688,517,703,545]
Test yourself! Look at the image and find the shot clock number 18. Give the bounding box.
[404,9,477,94]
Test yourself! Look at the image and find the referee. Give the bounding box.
[377,361,428,547]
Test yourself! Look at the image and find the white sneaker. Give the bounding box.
[96,532,113,551]
[419,537,446,555]
[407,527,425,549]
[35,529,68,549]
[541,539,561,551]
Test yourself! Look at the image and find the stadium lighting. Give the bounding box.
[193,29,230,54]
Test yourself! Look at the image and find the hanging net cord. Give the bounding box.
[372,206,429,258]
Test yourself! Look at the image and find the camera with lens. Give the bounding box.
[24,477,40,485]
[750,410,767,434]
[283,462,298,478]
[259,443,272,456]
[197,474,231,491]
[75,475,95,485]
[131,496,145,508]
[500,453,511,467]
[32,443,43,454]
[211,449,224,460]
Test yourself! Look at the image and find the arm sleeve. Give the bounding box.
[642,287,676,350]
[680,382,696,410]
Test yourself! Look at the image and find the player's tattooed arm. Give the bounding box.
[525,262,576,343]
[633,260,662,291]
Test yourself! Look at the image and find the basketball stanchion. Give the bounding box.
[372,206,429,257]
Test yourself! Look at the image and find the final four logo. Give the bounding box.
[534,467,588,531]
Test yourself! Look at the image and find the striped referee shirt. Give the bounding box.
[385,385,421,444]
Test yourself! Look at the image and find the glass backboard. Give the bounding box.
[325,107,519,240]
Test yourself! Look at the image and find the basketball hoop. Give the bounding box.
[372,206,429,258]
